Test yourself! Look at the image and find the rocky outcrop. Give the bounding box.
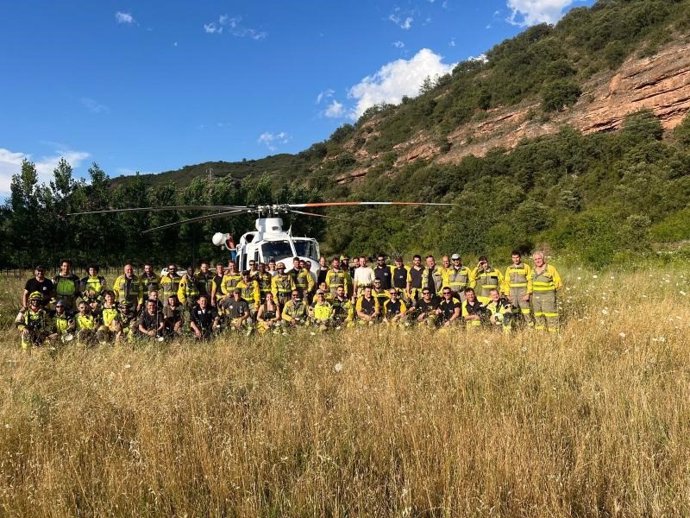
[424,41,690,166]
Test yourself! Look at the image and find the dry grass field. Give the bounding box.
[0,263,689,517]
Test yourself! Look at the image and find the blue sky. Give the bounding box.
[0,0,594,194]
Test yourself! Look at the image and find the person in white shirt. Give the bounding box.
[353,256,376,297]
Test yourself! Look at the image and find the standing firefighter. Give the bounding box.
[503,250,533,326]
[113,264,143,313]
[529,251,563,334]
[53,259,81,311]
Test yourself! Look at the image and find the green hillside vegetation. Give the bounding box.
[1,0,690,267]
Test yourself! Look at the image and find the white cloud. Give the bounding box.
[257,132,289,152]
[448,38,456,47]
[324,101,345,119]
[389,12,414,30]
[506,0,577,26]
[393,40,405,49]
[0,147,90,195]
[115,11,135,24]
[316,89,335,105]
[81,97,109,114]
[348,48,455,118]
[203,15,266,40]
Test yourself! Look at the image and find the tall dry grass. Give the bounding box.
[0,264,689,517]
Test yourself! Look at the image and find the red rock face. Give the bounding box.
[336,42,690,184]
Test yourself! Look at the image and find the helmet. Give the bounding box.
[29,291,42,302]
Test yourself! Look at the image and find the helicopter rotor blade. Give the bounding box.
[286,201,456,209]
[288,209,340,219]
[68,205,250,217]
[141,209,249,234]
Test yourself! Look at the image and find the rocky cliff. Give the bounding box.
[337,41,690,184]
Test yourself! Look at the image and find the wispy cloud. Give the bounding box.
[389,10,414,30]
[203,15,267,40]
[115,11,135,24]
[257,132,289,152]
[81,97,109,114]
[393,40,405,49]
[316,89,335,105]
[0,147,90,195]
[506,0,578,26]
[324,101,345,119]
[348,48,455,118]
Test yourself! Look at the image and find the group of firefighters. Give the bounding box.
[14,250,563,349]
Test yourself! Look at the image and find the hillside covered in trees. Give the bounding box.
[2,0,690,267]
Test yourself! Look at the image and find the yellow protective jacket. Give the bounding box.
[503,262,533,295]
[177,274,200,304]
[112,274,143,307]
[471,267,504,295]
[530,264,563,292]
[310,301,334,322]
[443,266,473,293]
[236,280,260,310]
[325,269,352,296]
[220,272,243,296]
[282,299,308,323]
[160,274,181,300]
[271,273,295,299]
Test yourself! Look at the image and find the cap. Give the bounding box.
[316,289,325,295]
[29,291,42,301]
[451,253,460,260]
[55,300,65,307]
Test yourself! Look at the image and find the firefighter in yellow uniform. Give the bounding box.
[236,271,261,315]
[112,264,143,312]
[443,253,474,301]
[177,266,200,317]
[471,256,504,299]
[281,290,309,327]
[325,257,352,300]
[529,251,563,333]
[271,263,295,306]
[160,263,182,305]
[80,265,107,301]
[309,290,334,330]
[220,263,242,299]
[75,300,97,345]
[15,292,54,349]
[331,285,355,327]
[503,250,533,326]
[96,290,123,344]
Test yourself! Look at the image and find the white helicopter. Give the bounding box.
[69,201,454,274]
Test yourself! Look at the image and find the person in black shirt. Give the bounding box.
[191,295,219,339]
[374,254,392,290]
[138,299,164,340]
[219,289,251,332]
[436,288,461,327]
[163,295,184,337]
[414,288,439,326]
[23,265,54,309]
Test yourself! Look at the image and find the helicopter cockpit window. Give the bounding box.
[294,240,318,261]
[261,241,294,262]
